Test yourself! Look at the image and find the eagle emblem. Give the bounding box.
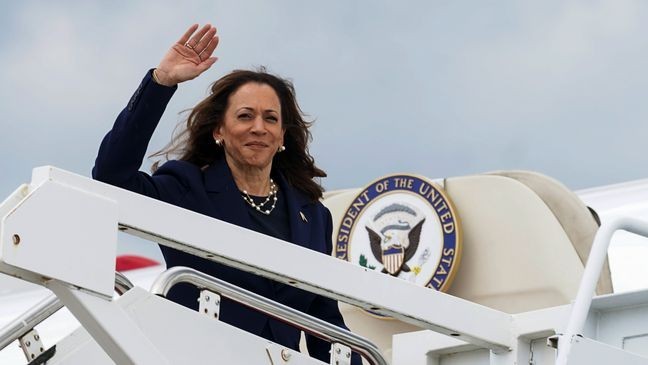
[367,218,425,276]
[365,203,425,276]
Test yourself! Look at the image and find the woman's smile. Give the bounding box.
[245,141,270,149]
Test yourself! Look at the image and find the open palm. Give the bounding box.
[155,24,219,86]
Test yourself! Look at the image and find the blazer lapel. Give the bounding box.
[275,173,312,248]
[203,160,252,229]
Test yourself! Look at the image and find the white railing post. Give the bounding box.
[556,216,648,364]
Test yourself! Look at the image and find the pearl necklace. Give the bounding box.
[241,179,278,215]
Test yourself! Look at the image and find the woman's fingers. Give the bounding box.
[177,24,199,45]
[194,27,217,53]
[197,56,218,73]
[199,36,219,61]
[186,24,213,49]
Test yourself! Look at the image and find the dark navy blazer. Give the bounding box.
[93,70,360,364]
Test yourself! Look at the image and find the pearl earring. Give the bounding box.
[215,138,222,146]
[278,145,286,152]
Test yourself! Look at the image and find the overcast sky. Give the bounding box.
[2,1,648,290]
[2,0,648,197]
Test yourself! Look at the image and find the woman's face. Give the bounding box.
[213,82,285,172]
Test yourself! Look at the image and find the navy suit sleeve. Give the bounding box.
[305,208,362,365]
[92,70,187,203]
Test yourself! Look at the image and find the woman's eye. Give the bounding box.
[238,113,252,120]
[266,116,278,123]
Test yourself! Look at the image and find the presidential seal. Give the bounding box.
[335,174,461,293]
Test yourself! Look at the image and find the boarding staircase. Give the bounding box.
[0,166,647,364]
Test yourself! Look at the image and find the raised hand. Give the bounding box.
[154,24,219,86]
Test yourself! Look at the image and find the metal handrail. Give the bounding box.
[0,295,62,352]
[0,271,135,352]
[151,266,388,365]
[555,216,648,365]
[114,271,135,296]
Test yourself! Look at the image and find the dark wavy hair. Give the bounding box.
[151,68,326,201]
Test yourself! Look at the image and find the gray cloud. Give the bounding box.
[1,0,648,199]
